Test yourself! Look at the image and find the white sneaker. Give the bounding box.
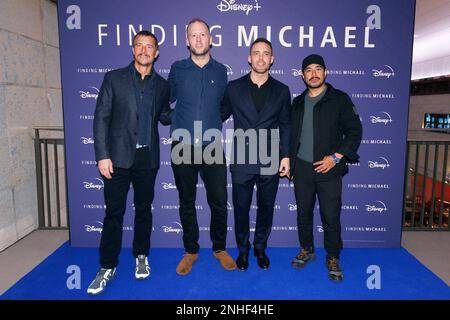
[135,255,151,280]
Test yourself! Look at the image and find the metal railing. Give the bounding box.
[403,141,450,230]
[33,129,449,231]
[34,127,68,229]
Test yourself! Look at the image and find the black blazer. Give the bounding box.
[290,83,362,179]
[94,63,171,169]
[221,74,291,175]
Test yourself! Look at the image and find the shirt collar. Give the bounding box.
[248,73,272,88]
[130,61,154,80]
[188,56,215,69]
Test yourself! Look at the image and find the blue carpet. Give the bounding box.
[1,242,449,300]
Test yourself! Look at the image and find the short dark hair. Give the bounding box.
[133,30,159,49]
[187,18,210,34]
[250,38,272,53]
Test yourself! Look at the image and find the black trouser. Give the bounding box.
[232,172,279,254]
[293,158,343,259]
[99,147,157,269]
[171,142,228,254]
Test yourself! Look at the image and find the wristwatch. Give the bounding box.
[331,153,341,164]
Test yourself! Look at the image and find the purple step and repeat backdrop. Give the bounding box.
[58,0,415,248]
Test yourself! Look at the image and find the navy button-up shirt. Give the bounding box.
[131,63,155,146]
[168,57,227,145]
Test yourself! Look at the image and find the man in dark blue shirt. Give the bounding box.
[169,18,236,275]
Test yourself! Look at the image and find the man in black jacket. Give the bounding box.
[221,38,291,271]
[87,30,171,295]
[289,54,362,282]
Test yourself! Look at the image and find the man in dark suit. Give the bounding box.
[87,30,171,295]
[289,54,362,282]
[221,38,291,270]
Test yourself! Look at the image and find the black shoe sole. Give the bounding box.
[257,264,269,270]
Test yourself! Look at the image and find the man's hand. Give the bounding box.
[279,157,290,178]
[313,153,342,174]
[98,159,114,179]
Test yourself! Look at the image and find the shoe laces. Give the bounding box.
[297,249,311,259]
[327,258,340,271]
[137,255,148,266]
[97,268,113,280]
[183,253,197,262]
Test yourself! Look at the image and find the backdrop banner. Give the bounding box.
[58,0,415,248]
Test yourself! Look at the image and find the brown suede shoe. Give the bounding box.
[176,253,198,276]
[213,250,237,271]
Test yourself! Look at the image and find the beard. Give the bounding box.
[135,54,152,67]
[306,76,325,89]
[189,45,210,57]
[251,63,270,74]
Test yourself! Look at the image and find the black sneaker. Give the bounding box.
[291,249,316,268]
[87,267,116,295]
[326,257,344,282]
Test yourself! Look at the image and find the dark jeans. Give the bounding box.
[232,172,279,254]
[171,142,228,254]
[99,147,157,269]
[293,158,343,258]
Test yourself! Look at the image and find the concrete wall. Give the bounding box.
[0,0,62,251]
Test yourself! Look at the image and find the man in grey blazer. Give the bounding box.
[87,30,171,295]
